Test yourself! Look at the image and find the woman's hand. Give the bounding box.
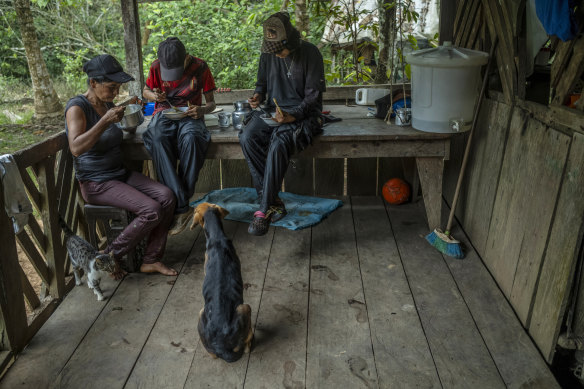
[274,109,296,124]
[103,105,126,125]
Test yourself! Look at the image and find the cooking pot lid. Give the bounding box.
[406,41,489,68]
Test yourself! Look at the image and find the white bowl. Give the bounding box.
[260,114,279,127]
[162,106,188,120]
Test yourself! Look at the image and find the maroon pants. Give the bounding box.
[79,171,176,264]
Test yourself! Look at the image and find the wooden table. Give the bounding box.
[122,105,452,229]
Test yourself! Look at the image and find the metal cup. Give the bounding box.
[395,108,412,126]
[217,112,230,128]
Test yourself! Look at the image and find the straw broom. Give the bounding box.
[425,37,498,259]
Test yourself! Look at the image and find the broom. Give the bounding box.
[425,38,498,259]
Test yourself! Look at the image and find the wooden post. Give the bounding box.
[0,184,28,354]
[36,156,66,298]
[121,0,144,98]
[440,0,457,44]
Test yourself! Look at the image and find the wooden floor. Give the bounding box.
[1,197,559,389]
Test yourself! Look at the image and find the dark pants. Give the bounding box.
[239,112,297,213]
[79,171,176,264]
[143,113,210,214]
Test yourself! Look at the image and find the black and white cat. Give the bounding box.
[59,217,117,301]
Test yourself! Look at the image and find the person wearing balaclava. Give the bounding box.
[240,12,326,236]
[142,37,217,236]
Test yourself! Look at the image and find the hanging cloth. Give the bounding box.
[535,0,579,41]
[0,154,33,234]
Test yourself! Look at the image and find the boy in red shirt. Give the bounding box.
[143,37,216,235]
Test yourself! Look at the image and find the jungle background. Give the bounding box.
[0,0,438,155]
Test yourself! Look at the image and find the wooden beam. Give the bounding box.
[121,0,144,98]
[552,36,584,106]
[440,0,457,44]
[0,185,28,353]
[36,156,66,298]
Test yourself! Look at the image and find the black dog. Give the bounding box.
[191,202,253,362]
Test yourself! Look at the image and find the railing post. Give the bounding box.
[0,182,28,354]
[36,155,66,298]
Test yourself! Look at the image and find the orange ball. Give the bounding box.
[382,178,411,205]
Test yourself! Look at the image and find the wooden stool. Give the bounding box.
[84,204,144,272]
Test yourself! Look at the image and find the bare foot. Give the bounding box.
[140,261,178,276]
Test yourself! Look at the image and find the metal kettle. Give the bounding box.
[232,100,252,130]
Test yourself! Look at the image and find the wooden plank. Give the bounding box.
[221,159,252,188]
[347,158,376,195]
[484,109,571,325]
[285,157,314,195]
[12,132,67,169]
[458,99,510,256]
[352,197,440,387]
[518,99,584,134]
[529,133,584,362]
[26,213,46,253]
[195,159,220,193]
[466,6,482,49]
[36,156,66,298]
[0,277,121,387]
[481,0,514,102]
[0,351,14,379]
[386,201,506,388]
[441,205,560,388]
[16,231,50,286]
[20,266,41,310]
[416,157,443,230]
[0,187,28,354]
[51,230,194,387]
[57,151,74,217]
[18,166,41,212]
[440,0,457,44]
[315,158,344,195]
[552,37,584,106]
[458,0,480,48]
[306,198,377,388]
[123,226,203,388]
[183,223,275,387]
[453,0,471,39]
[245,227,311,388]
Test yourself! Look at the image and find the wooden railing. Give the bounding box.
[0,131,81,372]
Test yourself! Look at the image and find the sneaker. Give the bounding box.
[169,208,194,236]
[269,200,287,223]
[248,210,271,236]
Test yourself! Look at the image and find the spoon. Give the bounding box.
[273,98,283,116]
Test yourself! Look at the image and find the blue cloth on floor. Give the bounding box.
[190,187,343,230]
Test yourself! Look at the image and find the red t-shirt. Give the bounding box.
[146,55,216,116]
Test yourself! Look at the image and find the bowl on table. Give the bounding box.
[162,106,188,120]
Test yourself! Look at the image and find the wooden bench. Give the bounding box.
[121,105,452,229]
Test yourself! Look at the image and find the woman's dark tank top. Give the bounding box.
[64,95,127,182]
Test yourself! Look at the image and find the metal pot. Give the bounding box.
[118,104,144,130]
[232,100,252,130]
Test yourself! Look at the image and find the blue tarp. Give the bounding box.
[190,187,343,230]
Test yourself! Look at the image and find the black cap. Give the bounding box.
[82,54,134,83]
[158,37,187,81]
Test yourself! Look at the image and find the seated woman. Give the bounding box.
[65,54,177,277]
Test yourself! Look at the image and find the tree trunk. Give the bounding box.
[375,0,394,84]
[294,0,309,36]
[14,0,62,119]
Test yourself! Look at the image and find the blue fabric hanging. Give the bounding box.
[535,0,578,41]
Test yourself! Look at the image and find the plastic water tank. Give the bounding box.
[406,42,488,133]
